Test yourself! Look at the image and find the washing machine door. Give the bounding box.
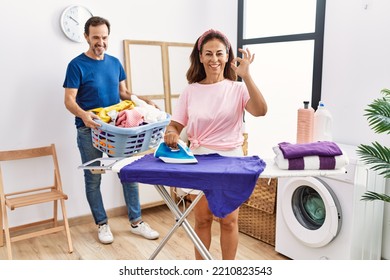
[280,176,342,248]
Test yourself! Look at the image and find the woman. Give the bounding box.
[164,29,267,260]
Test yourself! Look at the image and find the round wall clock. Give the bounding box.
[60,5,93,43]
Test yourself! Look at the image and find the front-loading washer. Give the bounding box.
[275,143,386,259]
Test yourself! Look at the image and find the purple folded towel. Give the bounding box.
[278,141,343,159]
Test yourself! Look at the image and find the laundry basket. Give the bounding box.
[91,114,170,157]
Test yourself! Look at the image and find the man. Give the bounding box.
[63,16,159,244]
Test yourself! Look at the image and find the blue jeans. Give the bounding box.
[76,126,142,225]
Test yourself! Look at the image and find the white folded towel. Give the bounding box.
[273,146,349,170]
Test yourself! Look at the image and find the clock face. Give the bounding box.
[61,6,93,43]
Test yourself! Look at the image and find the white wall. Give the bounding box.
[321,0,390,147]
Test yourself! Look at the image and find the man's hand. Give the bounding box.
[82,111,101,130]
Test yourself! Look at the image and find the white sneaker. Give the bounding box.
[98,224,114,244]
[130,221,159,240]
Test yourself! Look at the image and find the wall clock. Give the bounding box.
[60,5,93,43]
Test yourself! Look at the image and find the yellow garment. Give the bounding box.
[89,100,135,123]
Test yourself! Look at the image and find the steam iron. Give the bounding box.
[154,140,198,164]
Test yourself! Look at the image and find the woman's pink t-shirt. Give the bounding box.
[172,79,250,151]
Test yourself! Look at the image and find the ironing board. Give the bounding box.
[80,153,266,260]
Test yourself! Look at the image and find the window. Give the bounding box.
[237,0,326,157]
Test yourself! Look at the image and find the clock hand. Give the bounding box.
[69,16,79,25]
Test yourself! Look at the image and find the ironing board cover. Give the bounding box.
[119,153,266,218]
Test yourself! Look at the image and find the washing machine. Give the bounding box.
[275,143,386,259]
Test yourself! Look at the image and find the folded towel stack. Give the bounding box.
[273,141,349,170]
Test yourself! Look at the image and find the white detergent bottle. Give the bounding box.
[313,101,333,141]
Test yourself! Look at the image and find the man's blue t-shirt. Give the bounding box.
[63,53,126,128]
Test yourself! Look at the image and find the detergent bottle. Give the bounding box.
[296,101,314,144]
[313,101,333,141]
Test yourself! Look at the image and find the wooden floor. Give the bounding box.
[0,205,289,260]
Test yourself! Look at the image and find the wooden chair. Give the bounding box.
[0,144,73,259]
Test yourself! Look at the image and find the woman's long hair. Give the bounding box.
[186,29,237,84]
